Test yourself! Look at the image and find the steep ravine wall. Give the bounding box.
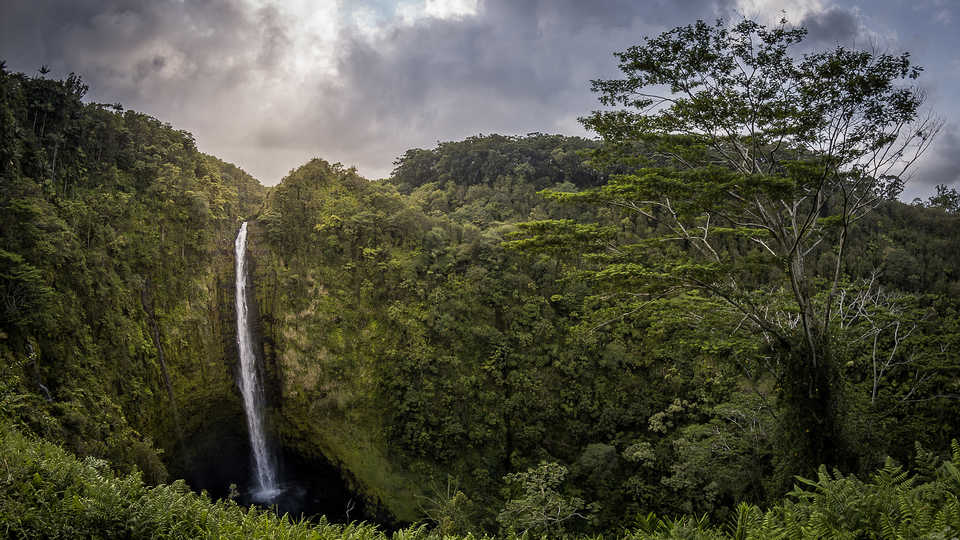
[151,244,251,491]
[246,219,424,523]
[118,221,371,514]
[0,218,260,490]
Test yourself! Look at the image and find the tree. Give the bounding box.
[516,18,940,476]
[925,184,959,214]
[497,462,588,536]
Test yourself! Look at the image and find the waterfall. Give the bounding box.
[234,221,280,501]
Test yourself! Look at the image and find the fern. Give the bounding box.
[726,503,758,540]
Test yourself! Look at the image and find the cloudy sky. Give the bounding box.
[1,0,958,199]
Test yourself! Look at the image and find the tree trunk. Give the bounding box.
[774,335,847,488]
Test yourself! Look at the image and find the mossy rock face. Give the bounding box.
[272,389,422,522]
[247,217,425,523]
[149,253,247,475]
[171,395,250,495]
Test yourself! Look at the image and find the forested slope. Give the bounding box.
[249,147,669,526]
[247,132,960,534]
[0,66,265,485]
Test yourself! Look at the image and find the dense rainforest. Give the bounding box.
[3,18,960,540]
[0,63,267,484]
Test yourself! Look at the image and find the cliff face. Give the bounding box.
[151,242,252,490]
[248,160,427,521]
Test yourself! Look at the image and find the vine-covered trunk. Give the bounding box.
[775,336,847,487]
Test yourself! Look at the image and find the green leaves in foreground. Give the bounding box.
[0,423,398,539]
[4,420,960,539]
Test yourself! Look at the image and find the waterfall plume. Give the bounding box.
[234,221,280,501]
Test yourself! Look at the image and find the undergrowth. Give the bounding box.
[2,423,959,539]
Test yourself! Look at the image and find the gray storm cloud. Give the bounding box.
[904,124,960,201]
[799,7,863,45]
[250,0,735,179]
[1,0,957,193]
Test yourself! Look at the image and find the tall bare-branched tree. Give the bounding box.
[514,18,941,474]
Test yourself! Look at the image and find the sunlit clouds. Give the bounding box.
[0,0,957,194]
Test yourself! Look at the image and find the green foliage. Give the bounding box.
[0,249,53,330]
[390,134,603,226]
[254,128,960,531]
[417,476,480,537]
[0,423,406,539]
[497,462,588,536]
[0,65,265,481]
[514,16,945,482]
[4,437,938,540]
[253,149,675,527]
[922,185,960,214]
[616,442,960,539]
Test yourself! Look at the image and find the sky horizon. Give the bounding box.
[2,0,958,200]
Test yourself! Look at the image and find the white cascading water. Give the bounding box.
[235,221,280,501]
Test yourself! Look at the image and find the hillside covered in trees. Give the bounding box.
[0,64,266,486]
[3,17,960,540]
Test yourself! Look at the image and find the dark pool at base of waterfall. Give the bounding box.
[237,448,366,522]
[181,439,367,524]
